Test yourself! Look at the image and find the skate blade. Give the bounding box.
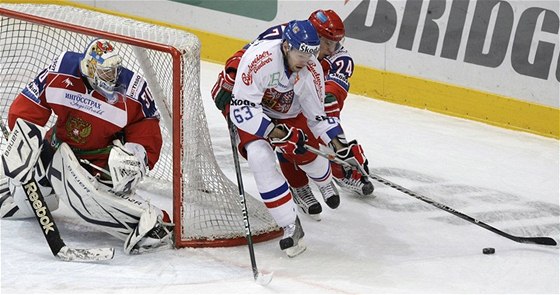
[284,243,307,258]
[297,208,322,221]
[308,213,321,221]
[302,212,321,221]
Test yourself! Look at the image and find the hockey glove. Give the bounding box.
[108,140,147,195]
[269,124,308,155]
[211,70,235,112]
[324,93,341,119]
[335,140,370,177]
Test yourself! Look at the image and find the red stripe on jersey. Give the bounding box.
[264,192,293,209]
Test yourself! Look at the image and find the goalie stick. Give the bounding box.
[1,119,115,262]
[228,120,273,285]
[304,144,558,247]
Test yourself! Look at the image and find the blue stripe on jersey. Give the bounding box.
[56,52,82,76]
[260,182,289,200]
[22,87,40,103]
[255,117,272,137]
[276,152,289,163]
[326,125,343,141]
[326,73,350,92]
[117,68,134,89]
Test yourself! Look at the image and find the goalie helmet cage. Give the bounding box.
[0,3,281,247]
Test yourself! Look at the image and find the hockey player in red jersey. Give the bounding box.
[0,39,173,254]
[211,10,373,221]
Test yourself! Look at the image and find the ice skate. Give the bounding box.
[291,184,322,221]
[319,181,340,209]
[279,216,306,257]
[334,170,375,196]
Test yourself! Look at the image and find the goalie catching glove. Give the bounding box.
[335,140,370,177]
[269,124,308,155]
[108,140,147,195]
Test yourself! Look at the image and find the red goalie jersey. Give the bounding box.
[8,51,162,169]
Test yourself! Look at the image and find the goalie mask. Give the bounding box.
[80,39,122,102]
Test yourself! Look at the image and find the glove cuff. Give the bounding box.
[222,70,235,92]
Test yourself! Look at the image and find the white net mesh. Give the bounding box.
[0,3,280,246]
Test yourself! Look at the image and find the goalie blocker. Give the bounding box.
[1,119,173,255]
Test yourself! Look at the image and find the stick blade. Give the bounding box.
[255,271,273,286]
[56,246,115,262]
[519,236,558,246]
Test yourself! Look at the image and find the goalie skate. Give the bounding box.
[334,170,375,197]
[124,208,174,255]
[130,222,175,254]
[291,185,321,221]
[279,216,306,257]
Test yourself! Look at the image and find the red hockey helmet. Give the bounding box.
[308,9,345,42]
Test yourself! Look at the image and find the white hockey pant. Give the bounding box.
[246,139,296,228]
[47,142,162,241]
[297,154,333,188]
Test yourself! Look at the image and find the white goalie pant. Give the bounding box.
[47,142,161,241]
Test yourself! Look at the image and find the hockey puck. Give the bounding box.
[482,247,495,254]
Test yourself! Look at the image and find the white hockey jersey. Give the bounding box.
[230,39,343,144]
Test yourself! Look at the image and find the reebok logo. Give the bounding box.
[24,181,55,235]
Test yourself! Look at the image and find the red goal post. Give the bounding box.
[0,3,281,247]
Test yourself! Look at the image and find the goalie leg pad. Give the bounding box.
[0,160,58,219]
[48,142,151,241]
[1,118,47,184]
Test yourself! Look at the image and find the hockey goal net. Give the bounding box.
[0,3,281,247]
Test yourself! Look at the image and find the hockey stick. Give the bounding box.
[1,120,115,261]
[304,144,558,247]
[228,119,273,285]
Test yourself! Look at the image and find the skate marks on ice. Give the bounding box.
[353,167,560,238]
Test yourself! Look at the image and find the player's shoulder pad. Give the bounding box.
[49,51,82,76]
[242,40,281,73]
[256,24,285,41]
[118,68,148,101]
[326,48,353,65]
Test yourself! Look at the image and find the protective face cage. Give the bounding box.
[80,39,123,101]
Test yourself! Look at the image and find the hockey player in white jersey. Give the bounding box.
[212,10,373,221]
[281,10,374,220]
[228,20,370,256]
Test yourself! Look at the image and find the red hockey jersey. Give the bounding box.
[8,51,162,169]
